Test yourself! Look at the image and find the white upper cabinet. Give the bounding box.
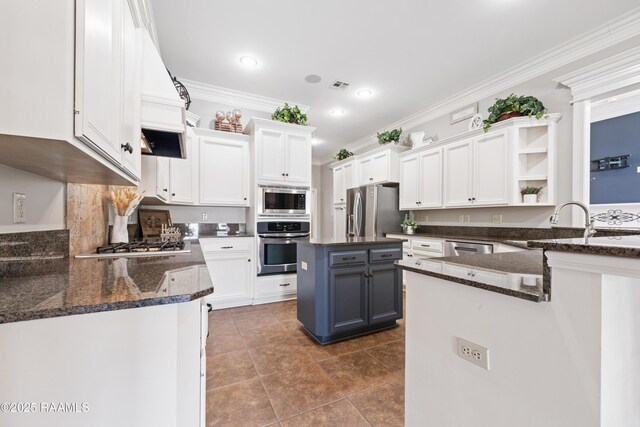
[169,130,197,204]
[331,160,355,205]
[399,148,442,210]
[256,129,286,183]
[443,139,474,206]
[0,0,142,185]
[246,118,315,188]
[398,115,560,210]
[119,3,142,178]
[473,130,510,205]
[75,0,122,162]
[156,157,170,202]
[356,145,407,186]
[284,132,312,185]
[199,133,250,206]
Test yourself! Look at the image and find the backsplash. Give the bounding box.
[67,184,111,256]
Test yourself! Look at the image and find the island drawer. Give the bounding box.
[369,247,403,263]
[329,250,367,267]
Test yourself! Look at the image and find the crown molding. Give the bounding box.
[554,45,640,101]
[320,6,640,164]
[181,79,309,114]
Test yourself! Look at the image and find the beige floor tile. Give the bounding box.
[350,380,405,427]
[206,350,258,390]
[248,338,315,376]
[262,363,343,420]
[279,399,370,427]
[207,332,246,355]
[206,378,277,427]
[318,350,398,395]
[208,317,239,337]
[366,340,405,378]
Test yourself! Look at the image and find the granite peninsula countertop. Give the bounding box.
[386,232,531,249]
[0,242,213,324]
[528,235,640,258]
[396,250,546,303]
[297,236,406,246]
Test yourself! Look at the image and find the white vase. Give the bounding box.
[410,132,425,149]
[523,194,538,204]
[111,215,129,243]
[406,226,414,235]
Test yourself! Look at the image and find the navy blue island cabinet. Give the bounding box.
[296,237,404,344]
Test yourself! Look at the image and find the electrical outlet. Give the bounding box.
[13,193,26,224]
[458,214,465,222]
[424,215,428,222]
[456,337,490,370]
[464,215,471,222]
[492,214,502,224]
[202,213,208,221]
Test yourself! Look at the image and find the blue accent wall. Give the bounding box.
[590,111,640,204]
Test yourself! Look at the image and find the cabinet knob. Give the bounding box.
[286,173,289,177]
[171,193,176,196]
[282,173,285,176]
[163,188,168,192]
[248,259,251,262]
[121,143,133,154]
[468,198,471,201]
[472,197,476,201]
[369,178,373,181]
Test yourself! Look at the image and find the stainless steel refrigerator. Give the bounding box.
[346,184,404,237]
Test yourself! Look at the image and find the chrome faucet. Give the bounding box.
[550,201,596,239]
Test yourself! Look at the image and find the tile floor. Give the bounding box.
[206,299,406,426]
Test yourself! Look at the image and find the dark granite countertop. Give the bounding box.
[385,232,530,249]
[528,235,640,258]
[0,243,213,324]
[298,236,406,246]
[396,250,545,303]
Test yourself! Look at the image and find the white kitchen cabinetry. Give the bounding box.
[331,160,355,204]
[443,139,474,207]
[254,274,298,304]
[400,148,442,209]
[0,0,142,185]
[356,145,407,186]
[333,205,347,239]
[141,128,250,206]
[198,132,250,206]
[246,118,315,187]
[399,114,560,210]
[201,238,254,309]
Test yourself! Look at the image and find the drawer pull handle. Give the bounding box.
[380,254,394,258]
[221,246,233,249]
[342,256,357,261]
[279,283,291,287]
[420,244,431,247]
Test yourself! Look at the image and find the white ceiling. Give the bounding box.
[151,0,640,161]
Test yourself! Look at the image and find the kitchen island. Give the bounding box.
[296,237,404,344]
[399,236,640,427]
[0,233,212,427]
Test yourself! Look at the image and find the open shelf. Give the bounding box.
[517,175,548,181]
[519,147,548,154]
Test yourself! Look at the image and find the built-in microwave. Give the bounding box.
[259,187,308,215]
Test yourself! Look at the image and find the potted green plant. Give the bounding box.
[271,103,308,126]
[401,219,419,235]
[483,94,547,132]
[334,148,355,161]
[521,186,544,204]
[377,128,402,145]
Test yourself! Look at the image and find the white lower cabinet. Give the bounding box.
[201,238,254,309]
[254,274,297,304]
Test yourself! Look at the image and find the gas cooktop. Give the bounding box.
[75,240,191,259]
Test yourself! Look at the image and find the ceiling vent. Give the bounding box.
[330,80,350,90]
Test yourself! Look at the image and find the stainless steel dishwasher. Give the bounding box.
[444,241,493,257]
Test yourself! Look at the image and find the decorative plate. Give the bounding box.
[468,114,483,131]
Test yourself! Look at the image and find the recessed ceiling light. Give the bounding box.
[305,74,322,84]
[239,56,258,67]
[357,89,373,98]
[312,138,322,145]
[330,109,345,117]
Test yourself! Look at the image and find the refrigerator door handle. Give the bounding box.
[354,192,363,236]
[347,214,354,235]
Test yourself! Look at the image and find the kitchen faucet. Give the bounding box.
[549,201,596,239]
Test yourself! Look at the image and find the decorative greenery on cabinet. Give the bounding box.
[377,128,402,145]
[520,186,545,195]
[271,103,308,126]
[334,148,355,161]
[483,94,547,132]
